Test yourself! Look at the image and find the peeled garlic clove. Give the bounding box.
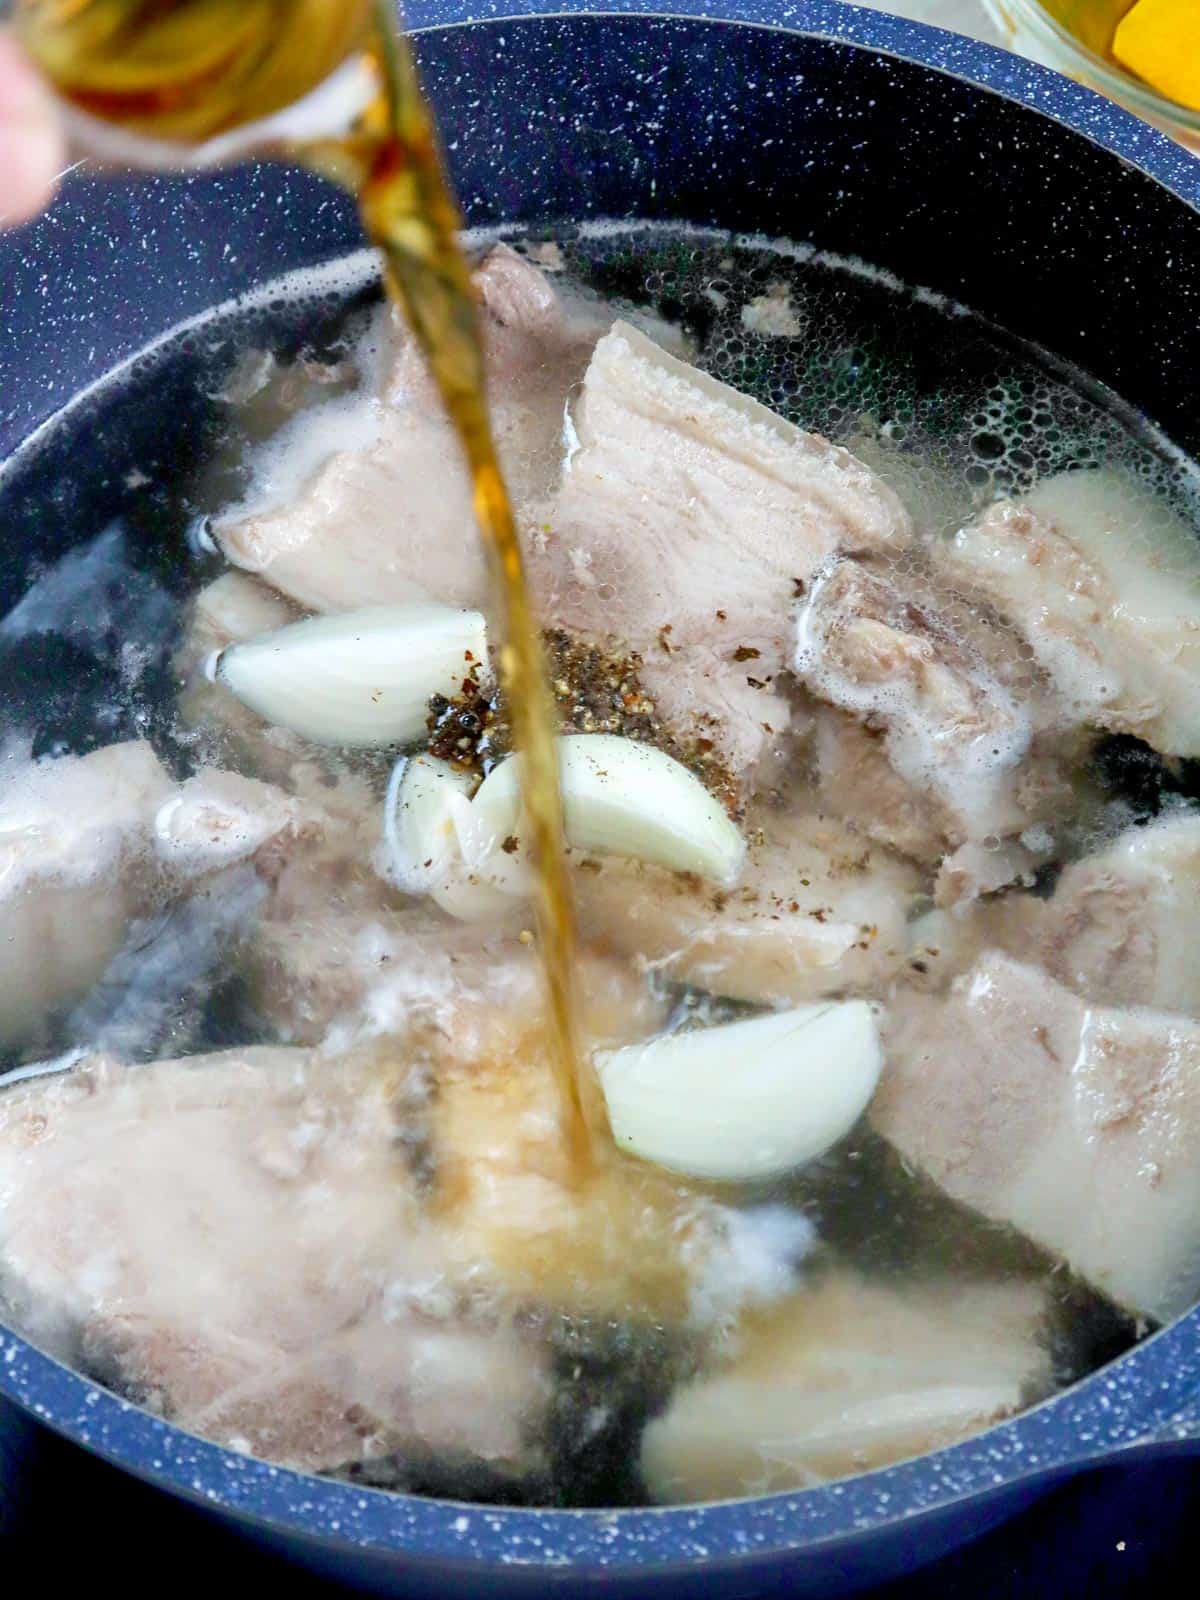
[429,864,526,923]
[217,603,488,747]
[383,753,527,921]
[430,794,529,923]
[596,1002,882,1182]
[473,733,745,884]
[388,731,744,924]
[383,754,476,892]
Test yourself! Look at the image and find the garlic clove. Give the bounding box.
[472,733,745,885]
[596,1001,882,1182]
[383,754,475,893]
[383,753,527,920]
[217,603,488,748]
[382,732,744,924]
[429,861,527,923]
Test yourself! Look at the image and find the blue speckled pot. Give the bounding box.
[2,5,1200,1594]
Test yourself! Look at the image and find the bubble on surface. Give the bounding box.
[556,222,1200,554]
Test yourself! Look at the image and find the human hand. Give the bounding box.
[0,31,65,224]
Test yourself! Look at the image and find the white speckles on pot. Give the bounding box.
[2,1305,1199,1588]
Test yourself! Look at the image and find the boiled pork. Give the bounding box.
[796,556,1076,852]
[875,953,1200,1320]
[174,570,304,779]
[217,245,606,614]
[937,470,1200,757]
[247,902,666,1051]
[640,1270,1049,1500]
[0,1045,550,1478]
[0,742,172,1046]
[526,321,912,790]
[572,803,920,1005]
[809,704,953,865]
[1032,812,1200,1016]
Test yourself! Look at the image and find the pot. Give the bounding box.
[1,4,1199,1595]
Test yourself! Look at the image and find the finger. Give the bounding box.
[0,32,67,226]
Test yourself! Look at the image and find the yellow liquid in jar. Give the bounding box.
[1038,0,1200,113]
[1036,1,1134,59]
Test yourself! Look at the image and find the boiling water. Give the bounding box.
[2,228,1198,1505]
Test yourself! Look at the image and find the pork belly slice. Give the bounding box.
[908,810,1200,1011]
[640,1270,1049,1500]
[154,768,311,877]
[159,761,388,928]
[106,771,338,1061]
[216,245,606,614]
[245,906,811,1328]
[144,757,391,1017]
[0,741,173,1046]
[180,569,298,662]
[1031,812,1200,1016]
[938,470,1200,758]
[810,705,1054,898]
[571,804,921,1006]
[809,700,1079,901]
[810,704,953,865]
[526,321,912,791]
[796,557,1078,856]
[0,1046,550,1477]
[901,896,1048,993]
[0,734,377,1051]
[933,837,1053,908]
[874,953,1200,1321]
[247,903,667,1052]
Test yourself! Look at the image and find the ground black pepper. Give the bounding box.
[425,628,740,814]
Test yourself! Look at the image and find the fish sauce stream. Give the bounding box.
[14,0,596,1172]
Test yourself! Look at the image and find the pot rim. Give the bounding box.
[2,0,1200,1574]
[409,0,1199,209]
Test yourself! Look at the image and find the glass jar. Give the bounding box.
[981,0,1200,151]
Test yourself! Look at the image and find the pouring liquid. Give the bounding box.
[14,0,595,1170]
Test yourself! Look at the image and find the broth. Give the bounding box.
[2,226,1199,1505]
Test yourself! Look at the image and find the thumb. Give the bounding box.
[0,30,66,226]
